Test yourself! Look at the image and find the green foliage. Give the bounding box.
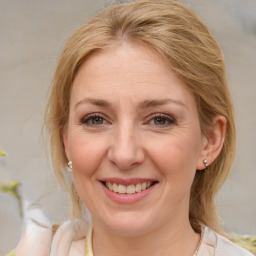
[0,181,23,218]
[0,149,7,157]
[0,149,23,217]
[232,235,256,255]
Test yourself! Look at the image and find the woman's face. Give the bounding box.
[64,43,206,236]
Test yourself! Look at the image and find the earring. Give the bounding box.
[203,159,209,168]
[67,161,72,169]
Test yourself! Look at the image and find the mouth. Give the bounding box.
[101,181,158,195]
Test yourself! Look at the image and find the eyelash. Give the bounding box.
[147,113,176,127]
[80,113,176,127]
[80,113,109,126]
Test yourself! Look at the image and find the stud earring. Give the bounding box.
[203,159,209,168]
[67,161,72,169]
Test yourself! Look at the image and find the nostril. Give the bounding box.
[107,145,145,170]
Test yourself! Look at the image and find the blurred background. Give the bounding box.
[0,0,255,254]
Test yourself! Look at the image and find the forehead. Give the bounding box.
[71,43,195,108]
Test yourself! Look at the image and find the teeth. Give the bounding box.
[141,182,147,190]
[113,183,118,193]
[135,183,142,192]
[105,181,154,194]
[106,182,113,190]
[118,184,127,194]
[127,185,136,194]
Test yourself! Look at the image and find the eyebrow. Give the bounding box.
[75,98,111,109]
[74,98,186,109]
[139,99,187,109]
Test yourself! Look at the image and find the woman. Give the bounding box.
[10,0,254,255]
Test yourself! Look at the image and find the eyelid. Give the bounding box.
[79,112,175,127]
[146,113,176,126]
[80,113,110,125]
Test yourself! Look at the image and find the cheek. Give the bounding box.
[154,141,199,208]
[69,135,108,209]
[149,135,201,186]
[69,134,107,176]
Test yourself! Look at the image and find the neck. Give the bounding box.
[92,218,200,256]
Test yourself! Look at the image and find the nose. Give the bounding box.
[107,124,145,170]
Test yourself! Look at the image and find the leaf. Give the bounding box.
[1,184,9,192]
[0,150,7,157]
[232,234,256,255]
[9,181,20,190]
[0,181,23,218]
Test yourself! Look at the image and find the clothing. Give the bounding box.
[53,222,254,256]
[8,222,254,256]
[198,226,254,256]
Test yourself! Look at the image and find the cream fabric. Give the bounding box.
[197,226,254,256]
[14,201,52,256]
[53,224,253,256]
[12,202,88,256]
[50,219,88,256]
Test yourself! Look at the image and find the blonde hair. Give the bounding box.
[45,0,236,234]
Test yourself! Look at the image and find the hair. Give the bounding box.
[45,0,236,234]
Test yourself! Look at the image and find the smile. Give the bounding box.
[103,181,155,194]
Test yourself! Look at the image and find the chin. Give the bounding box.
[100,211,155,237]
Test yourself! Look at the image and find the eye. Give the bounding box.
[148,114,175,127]
[81,114,108,126]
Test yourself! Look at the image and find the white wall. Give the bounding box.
[0,0,255,254]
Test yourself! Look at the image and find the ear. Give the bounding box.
[196,115,226,170]
[63,131,70,161]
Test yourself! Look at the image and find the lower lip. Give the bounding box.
[101,182,156,204]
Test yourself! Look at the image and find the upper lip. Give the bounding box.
[100,177,158,186]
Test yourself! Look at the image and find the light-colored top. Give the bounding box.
[198,226,254,256]
[8,221,254,256]
[85,226,93,256]
[82,223,254,256]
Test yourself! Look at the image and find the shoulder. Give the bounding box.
[51,219,89,256]
[215,231,254,256]
[199,226,254,256]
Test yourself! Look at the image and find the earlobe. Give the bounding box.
[197,115,226,170]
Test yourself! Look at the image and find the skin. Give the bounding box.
[63,43,226,256]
